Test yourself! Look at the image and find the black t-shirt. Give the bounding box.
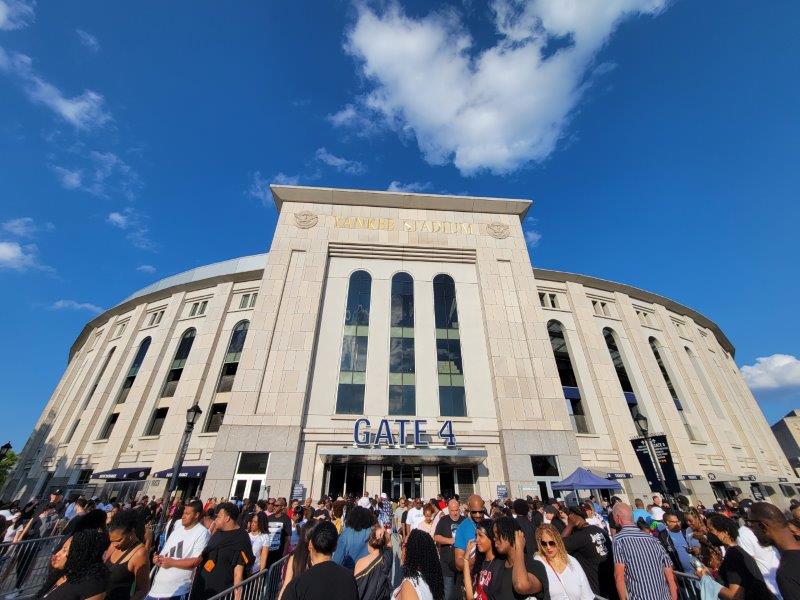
[563,525,613,597]
[42,574,109,600]
[777,549,800,600]
[283,560,358,600]
[192,528,255,600]
[434,514,465,576]
[719,545,775,600]
[480,557,548,600]
[512,515,537,557]
[266,514,292,562]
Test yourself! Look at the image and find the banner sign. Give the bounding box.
[631,435,681,494]
[353,418,456,447]
[291,484,305,501]
[496,485,508,499]
[607,472,633,480]
[680,474,703,481]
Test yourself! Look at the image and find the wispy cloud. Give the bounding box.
[246,171,273,205]
[0,0,35,31]
[106,208,156,251]
[315,147,366,175]
[76,29,99,52]
[48,299,103,315]
[136,264,156,274]
[273,172,301,185]
[742,354,800,391]
[337,0,667,174]
[0,47,112,130]
[51,165,82,190]
[50,150,139,199]
[0,241,49,271]
[2,217,54,238]
[387,180,433,193]
[524,229,542,246]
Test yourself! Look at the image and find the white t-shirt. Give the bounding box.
[357,496,372,509]
[248,532,269,573]
[149,521,211,598]
[535,555,594,600]
[405,507,424,530]
[737,525,782,598]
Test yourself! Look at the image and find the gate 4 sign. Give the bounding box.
[353,418,456,447]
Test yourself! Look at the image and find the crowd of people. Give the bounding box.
[1,488,799,600]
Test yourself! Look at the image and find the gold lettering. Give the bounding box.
[432,221,442,233]
[403,220,414,232]
[421,221,432,232]
[368,218,379,230]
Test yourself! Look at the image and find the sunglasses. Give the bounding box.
[540,540,557,548]
[469,510,484,514]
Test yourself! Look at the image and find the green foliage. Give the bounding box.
[0,451,18,489]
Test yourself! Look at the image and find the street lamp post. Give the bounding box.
[0,443,12,459]
[633,413,674,505]
[155,405,202,544]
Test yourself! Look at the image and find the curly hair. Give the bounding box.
[107,509,138,535]
[403,529,444,600]
[345,506,376,532]
[492,516,521,549]
[249,511,268,534]
[535,523,567,563]
[64,529,110,584]
[707,514,739,543]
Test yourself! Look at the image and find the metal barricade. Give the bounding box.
[205,555,289,600]
[0,536,64,599]
[674,570,701,600]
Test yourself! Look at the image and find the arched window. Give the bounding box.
[649,337,696,440]
[161,328,196,398]
[685,346,724,418]
[602,328,645,422]
[434,274,466,417]
[389,273,415,415]
[547,321,588,433]
[66,346,116,444]
[115,337,151,403]
[336,271,372,414]
[217,321,249,393]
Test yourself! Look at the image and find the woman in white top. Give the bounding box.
[247,512,270,573]
[392,529,443,600]
[534,524,594,600]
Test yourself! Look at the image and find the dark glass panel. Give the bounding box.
[336,383,365,414]
[531,455,559,477]
[344,271,372,326]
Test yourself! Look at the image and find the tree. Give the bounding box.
[0,451,18,491]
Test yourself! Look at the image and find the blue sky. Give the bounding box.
[1,0,799,450]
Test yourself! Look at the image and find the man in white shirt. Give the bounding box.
[147,499,210,600]
[356,492,371,509]
[738,524,782,599]
[405,498,425,532]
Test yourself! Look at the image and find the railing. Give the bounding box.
[206,555,289,600]
[0,536,64,598]
[674,570,701,600]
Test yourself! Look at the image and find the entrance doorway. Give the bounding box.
[325,464,365,498]
[230,452,270,502]
[438,467,475,499]
[381,466,421,499]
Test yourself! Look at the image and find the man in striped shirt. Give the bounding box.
[611,502,677,600]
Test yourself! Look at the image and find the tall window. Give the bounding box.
[336,271,372,414]
[435,274,466,417]
[145,407,168,436]
[649,337,696,440]
[204,402,227,433]
[547,321,588,433]
[99,413,119,440]
[160,329,196,397]
[685,346,725,418]
[603,328,645,422]
[217,321,249,393]
[115,337,151,404]
[389,273,415,415]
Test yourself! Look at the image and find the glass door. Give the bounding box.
[230,452,269,501]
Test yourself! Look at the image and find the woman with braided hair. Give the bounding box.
[41,529,110,600]
[393,529,444,600]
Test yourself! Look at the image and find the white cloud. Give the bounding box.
[106,211,128,229]
[246,171,272,204]
[51,165,83,190]
[0,46,111,130]
[315,147,366,175]
[105,208,155,251]
[340,0,666,174]
[76,29,99,52]
[0,240,48,271]
[51,151,138,199]
[387,180,433,193]
[49,299,103,315]
[2,217,54,238]
[273,172,301,185]
[136,264,156,274]
[524,229,542,246]
[0,0,34,31]
[742,354,800,391]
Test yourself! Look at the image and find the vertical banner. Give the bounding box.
[631,435,681,494]
[631,438,660,493]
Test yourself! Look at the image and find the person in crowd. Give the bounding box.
[396,529,443,600]
[415,504,436,538]
[105,510,150,600]
[393,499,407,537]
[581,501,609,534]
[684,507,707,553]
[735,514,782,598]
[405,499,424,534]
[610,502,676,600]
[492,517,548,599]
[333,500,347,534]
[377,494,393,531]
[282,521,358,600]
[631,499,650,527]
[542,505,565,533]
[314,499,331,521]
[39,529,110,600]
[358,493,372,510]
[334,506,376,569]
[354,525,393,600]
[534,523,593,600]
[265,498,292,568]
[279,520,319,600]
[746,502,800,599]
[432,499,464,600]
[454,495,485,574]
[462,519,497,600]
[147,499,209,600]
[658,511,695,575]
[698,513,776,600]
[511,498,537,557]
[246,511,269,574]
[190,502,254,600]
[286,505,308,556]
[561,505,616,600]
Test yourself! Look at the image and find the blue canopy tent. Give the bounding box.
[551,467,621,503]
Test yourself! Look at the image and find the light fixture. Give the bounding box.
[634,412,649,437]
[0,442,10,458]
[185,405,203,427]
